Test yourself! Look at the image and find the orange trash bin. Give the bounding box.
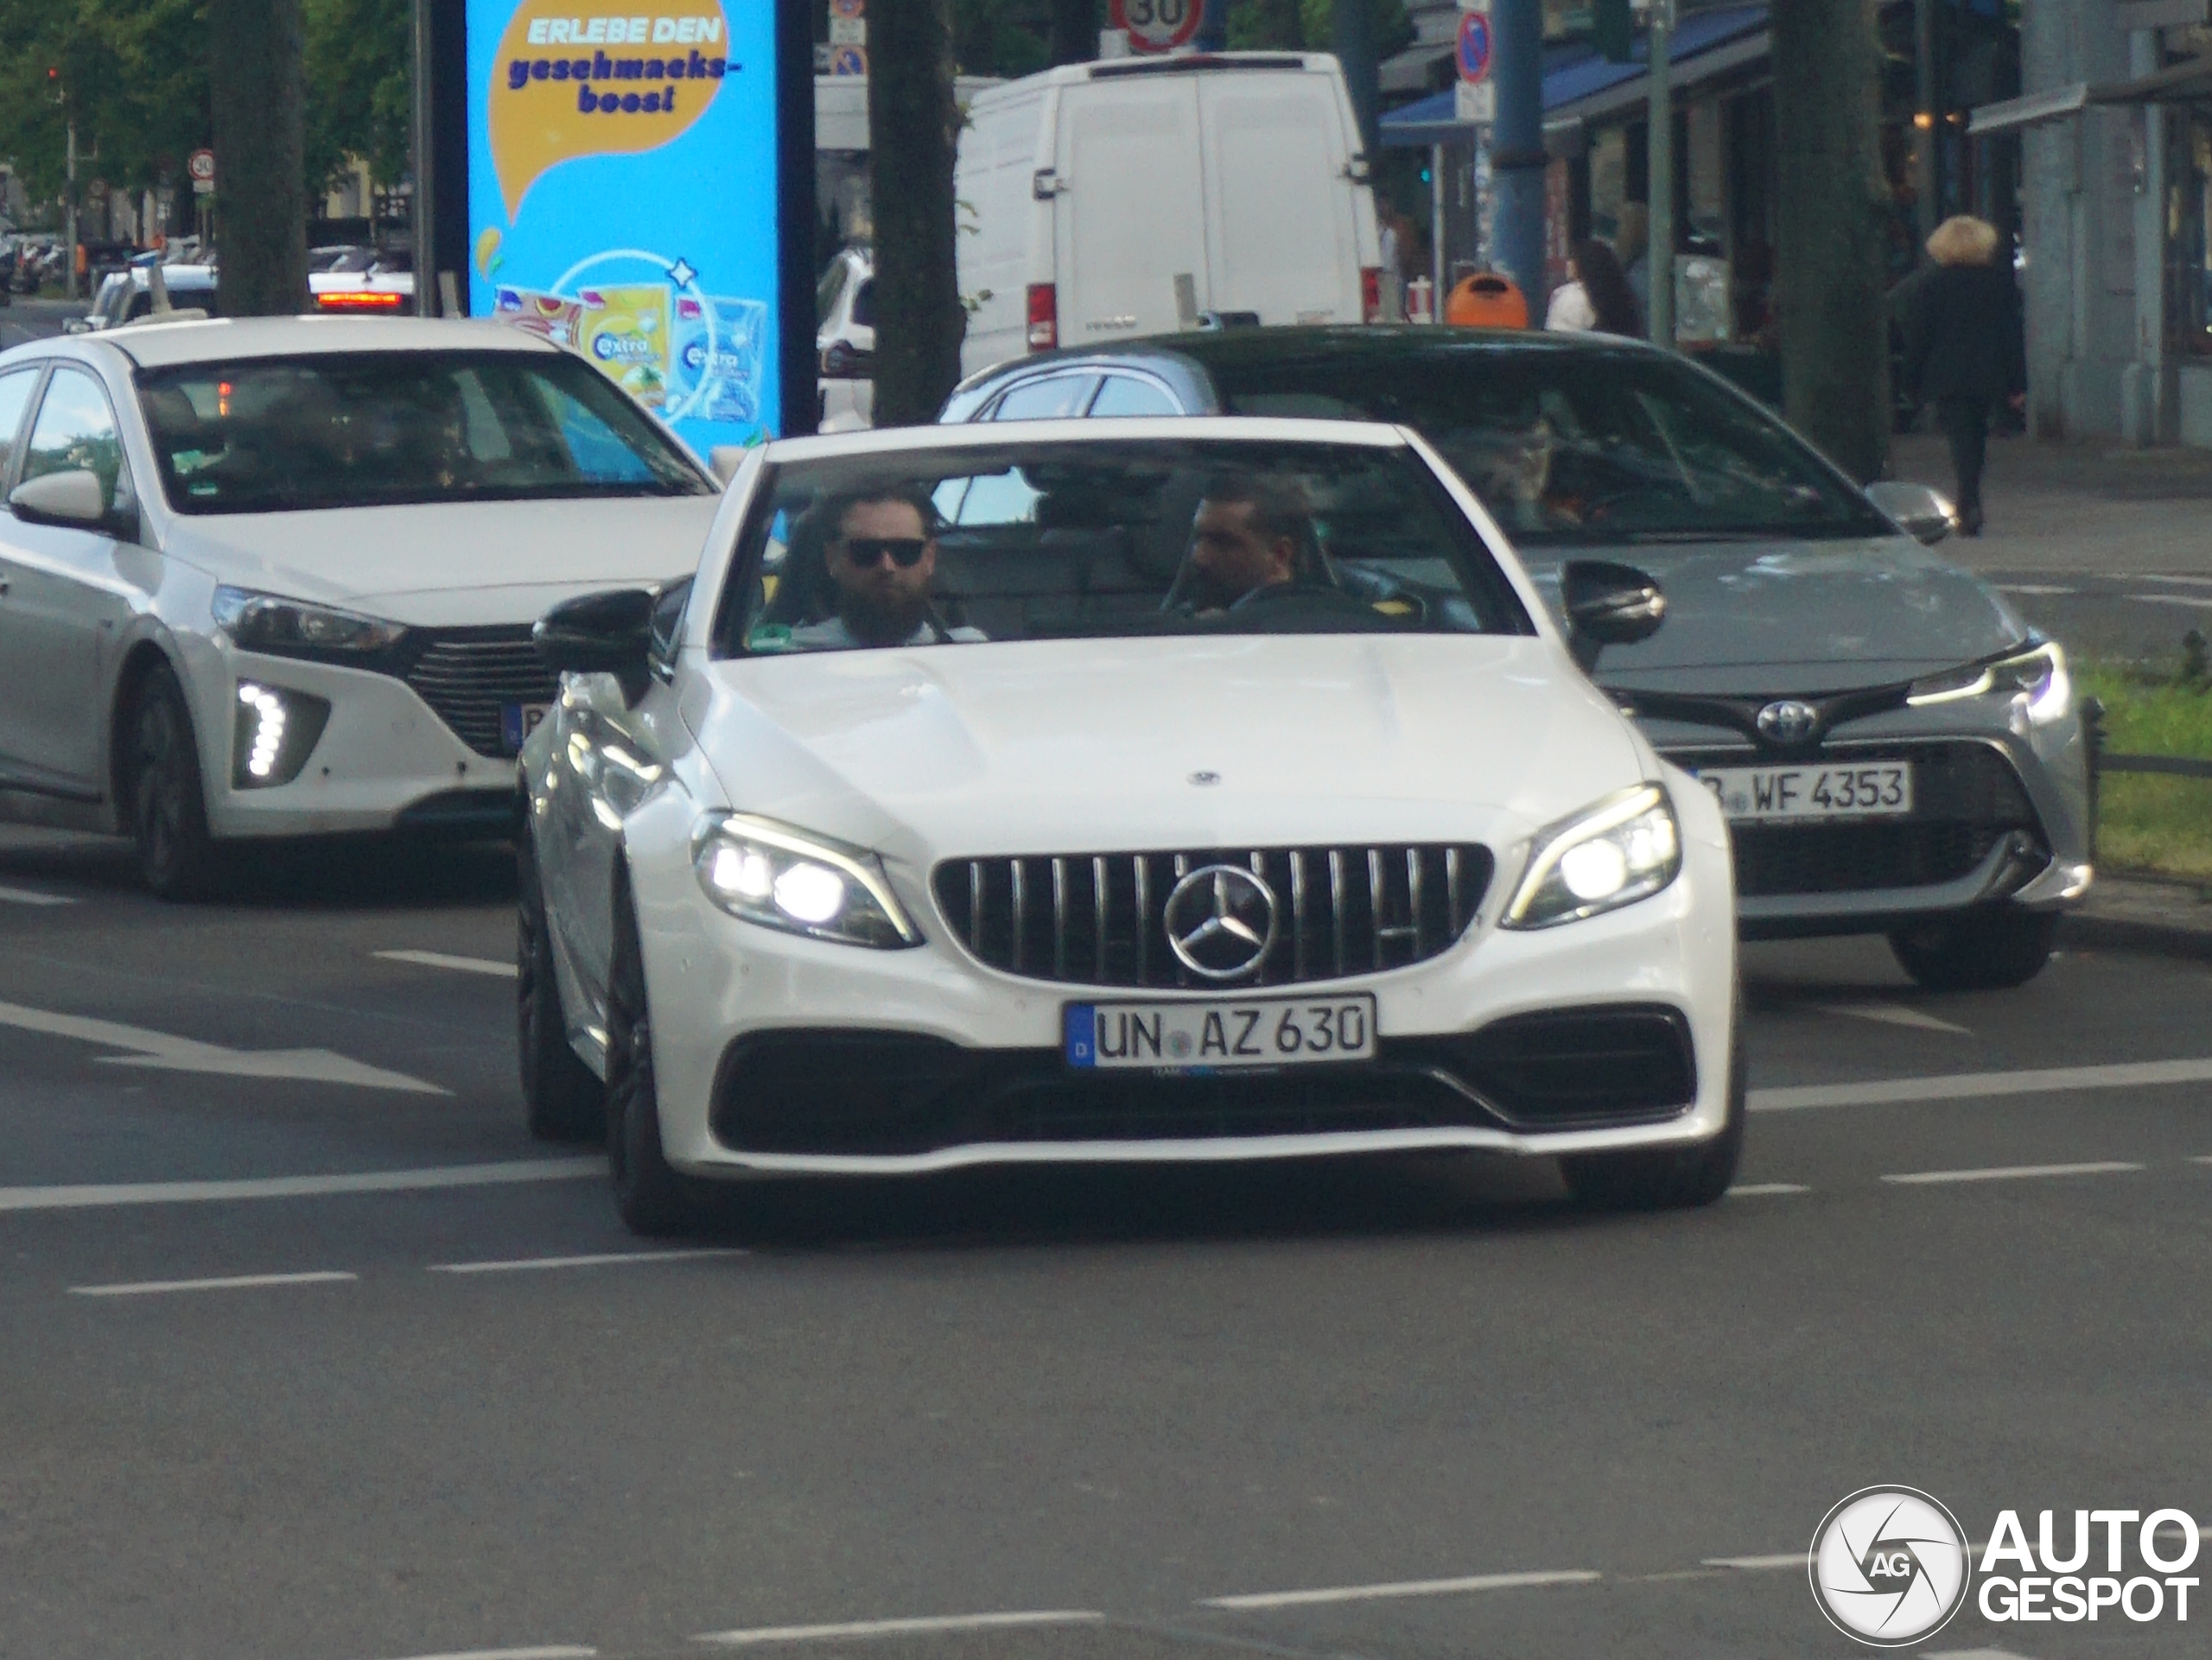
[1444,271,1530,329]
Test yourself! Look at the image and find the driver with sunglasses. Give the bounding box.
[789,488,986,651]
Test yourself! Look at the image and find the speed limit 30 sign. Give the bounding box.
[1111,0,1199,54]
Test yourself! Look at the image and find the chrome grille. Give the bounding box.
[403,629,559,759]
[933,844,1495,989]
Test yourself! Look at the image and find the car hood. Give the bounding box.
[164,496,719,627]
[1518,534,2030,695]
[690,635,1648,862]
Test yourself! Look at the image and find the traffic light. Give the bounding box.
[1592,0,1634,63]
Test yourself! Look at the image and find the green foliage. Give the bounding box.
[2080,656,2212,881]
[1230,0,1414,56]
[0,0,407,217]
[953,0,1052,77]
[303,0,412,188]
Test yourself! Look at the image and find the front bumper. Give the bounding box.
[623,793,1739,1180]
[184,636,528,839]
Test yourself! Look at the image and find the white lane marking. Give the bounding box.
[0,996,447,1094]
[1703,1553,1804,1570]
[1883,1161,2145,1186]
[1751,1056,2212,1112]
[2134,573,2212,586]
[431,1249,747,1275]
[1817,1002,1973,1035]
[379,1649,596,1660]
[377,949,518,979]
[2127,593,2212,608]
[1924,1650,2038,1659]
[692,1611,1103,1646]
[1726,1183,1810,1198]
[71,1269,358,1297]
[0,882,78,906]
[1996,582,2075,595]
[1199,1570,1601,1610]
[0,1157,602,1212]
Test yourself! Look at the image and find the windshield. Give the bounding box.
[715,437,1534,656]
[135,350,713,514]
[1214,347,1891,547]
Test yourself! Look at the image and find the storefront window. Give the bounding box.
[2166,114,2212,357]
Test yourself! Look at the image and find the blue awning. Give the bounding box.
[1377,3,1770,148]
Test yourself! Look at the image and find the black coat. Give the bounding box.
[1904,262,2026,404]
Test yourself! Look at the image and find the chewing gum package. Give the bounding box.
[577,284,673,408]
[493,287,585,348]
[671,294,767,427]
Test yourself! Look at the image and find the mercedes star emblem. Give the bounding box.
[1162,864,1279,981]
[1756,699,1821,747]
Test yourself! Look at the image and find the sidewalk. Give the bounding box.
[1888,430,2212,576]
[2065,872,2212,962]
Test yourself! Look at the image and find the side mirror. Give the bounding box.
[819,339,874,379]
[534,588,657,687]
[62,317,92,334]
[1561,560,1667,673]
[1864,480,1956,545]
[10,468,111,531]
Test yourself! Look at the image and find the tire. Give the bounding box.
[517,827,606,1142]
[121,660,220,901]
[1888,907,2058,992]
[605,871,701,1237]
[1560,1006,1745,1212]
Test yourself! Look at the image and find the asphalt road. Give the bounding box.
[3,824,2208,1660]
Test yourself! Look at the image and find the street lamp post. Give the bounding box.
[1645,0,1672,347]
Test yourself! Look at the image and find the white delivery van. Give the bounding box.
[957,53,1383,375]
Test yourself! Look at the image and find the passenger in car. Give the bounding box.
[1165,471,1327,613]
[786,487,988,649]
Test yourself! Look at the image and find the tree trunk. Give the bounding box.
[211,0,309,317]
[1772,0,1890,483]
[868,0,964,425]
[1049,0,1099,65]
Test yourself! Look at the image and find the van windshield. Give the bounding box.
[135,350,713,514]
[1211,347,1891,547]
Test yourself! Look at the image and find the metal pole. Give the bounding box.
[65,118,78,302]
[1645,0,1673,346]
[1490,0,1546,309]
[1432,140,1447,313]
[410,0,436,315]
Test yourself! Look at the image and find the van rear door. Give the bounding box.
[1052,75,1208,346]
[1198,69,1362,325]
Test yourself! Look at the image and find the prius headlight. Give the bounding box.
[692,814,920,949]
[1503,784,1682,930]
[213,585,405,658]
[1906,641,2071,725]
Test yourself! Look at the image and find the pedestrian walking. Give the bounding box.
[1545,239,1642,338]
[1904,215,2026,537]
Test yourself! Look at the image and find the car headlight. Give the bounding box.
[213,585,405,658]
[1906,641,2071,726]
[1503,784,1682,930]
[692,813,920,949]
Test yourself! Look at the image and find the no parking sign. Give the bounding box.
[1455,3,1495,124]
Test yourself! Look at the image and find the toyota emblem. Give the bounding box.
[1162,865,1279,981]
[1756,699,1821,747]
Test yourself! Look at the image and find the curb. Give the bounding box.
[2060,875,2212,963]
[2061,912,2212,964]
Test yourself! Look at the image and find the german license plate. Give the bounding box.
[1065,994,1378,1072]
[1695,762,1914,821]
[500,701,551,754]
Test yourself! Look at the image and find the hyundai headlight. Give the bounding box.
[692,814,919,949]
[1906,641,2071,726]
[1503,784,1681,930]
[213,585,405,658]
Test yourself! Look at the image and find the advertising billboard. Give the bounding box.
[458,0,811,448]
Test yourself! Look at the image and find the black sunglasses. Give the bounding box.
[839,537,928,569]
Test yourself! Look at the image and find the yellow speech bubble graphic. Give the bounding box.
[488,1,732,222]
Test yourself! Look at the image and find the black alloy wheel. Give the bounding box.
[1888,906,2059,992]
[1560,999,1745,1212]
[122,660,220,900]
[518,824,607,1142]
[605,871,702,1236]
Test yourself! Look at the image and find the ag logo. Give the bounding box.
[1809,1486,1972,1647]
[1757,698,1821,746]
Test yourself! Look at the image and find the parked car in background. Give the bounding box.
[0,316,720,897]
[67,265,220,334]
[944,328,2092,989]
[520,418,1742,1231]
[311,248,416,315]
[815,245,874,433]
[956,53,1382,376]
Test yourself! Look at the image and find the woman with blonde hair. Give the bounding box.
[1904,214,2025,536]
